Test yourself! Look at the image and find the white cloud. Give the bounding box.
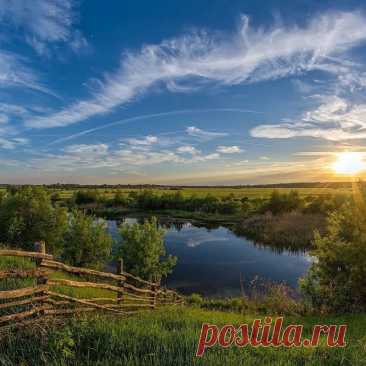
[26,11,366,129]
[176,145,200,155]
[186,126,228,139]
[64,144,109,156]
[126,135,158,146]
[251,96,366,141]
[293,151,338,156]
[0,51,49,93]
[216,145,242,154]
[0,137,28,149]
[0,0,88,55]
[25,141,223,173]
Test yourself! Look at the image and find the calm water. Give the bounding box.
[108,217,312,297]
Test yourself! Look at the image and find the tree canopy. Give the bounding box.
[0,186,68,254]
[62,210,112,269]
[117,217,177,281]
[301,187,366,312]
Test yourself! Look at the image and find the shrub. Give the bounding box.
[74,190,101,205]
[262,190,304,215]
[62,210,112,269]
[300,196,366,313]
[0,186,68,254]
[186,293,203,306]
[116,217,177,281]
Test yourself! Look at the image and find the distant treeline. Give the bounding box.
[68,187,350,220]
[72,189,244,215]
[0,181,361,190]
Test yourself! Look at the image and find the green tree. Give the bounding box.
[73,190,101,205]
[117,217,177,281]
[264,190,303,215]
[0,186,68,253]
[62,210,112,269]
[300,195,366,312]
[113,190,128,206]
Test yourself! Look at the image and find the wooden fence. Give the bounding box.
[0,242,184,330]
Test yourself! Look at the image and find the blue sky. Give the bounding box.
[1,0,366,184]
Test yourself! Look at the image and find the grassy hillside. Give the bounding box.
[1,307,365,365]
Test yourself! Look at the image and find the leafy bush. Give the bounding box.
[0,186,68,254]
[301,196,366,313]
[262,190,304,215]
[185,293,203,306]
[116,217,177,281]
[62,211,112,269]
[74,190,101,205]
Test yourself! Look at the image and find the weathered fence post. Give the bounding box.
[117,258,124,304]
[34,241,48,316]
[150,275,160,309]
[172,291,176,304]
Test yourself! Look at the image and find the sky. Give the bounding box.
[2,0,366,185]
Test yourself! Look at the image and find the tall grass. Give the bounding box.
[236,212,326,252]
[0,307,365,365]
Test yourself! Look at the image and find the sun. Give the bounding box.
[331,152,366,175]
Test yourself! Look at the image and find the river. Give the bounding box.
[107,216,312,297]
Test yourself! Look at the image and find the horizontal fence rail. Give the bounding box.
[0,242,184,330]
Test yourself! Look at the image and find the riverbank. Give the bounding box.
[85,206,242,227]
[235,212,326,251]
[90,205,324,252]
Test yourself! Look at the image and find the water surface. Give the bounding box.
[108,217,311,297]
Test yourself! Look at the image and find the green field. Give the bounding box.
[0,185,354,201]
[48,186,352,200]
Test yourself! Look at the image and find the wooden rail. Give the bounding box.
[0,242,183,329]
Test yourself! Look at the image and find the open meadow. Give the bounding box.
[0,185,352,201]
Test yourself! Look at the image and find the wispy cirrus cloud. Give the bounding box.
[251,95,366,141]
[186,126,228,140]
[0,51,50,93]
[0,137,28,149]
[64,143,109,156]
[26,11,366,129]
[23,142,223,173]
[0,0,88,56]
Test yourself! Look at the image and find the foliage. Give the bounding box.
[117,217,177,281]
[73,190,102,205]
[300,195,366,313]
[185,293,204,306]
[113,190,129,206]
[48,326,75,361]
[0,186,68,254]
[262,190,304,215]
[302,193,348,215]
[236,211,325,251]
[62,210,112,269]
[104,189,244,216]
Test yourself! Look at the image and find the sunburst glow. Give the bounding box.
[331,152,366,175]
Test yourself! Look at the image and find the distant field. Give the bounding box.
[52,187,352,200]
[0,186,353,200]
